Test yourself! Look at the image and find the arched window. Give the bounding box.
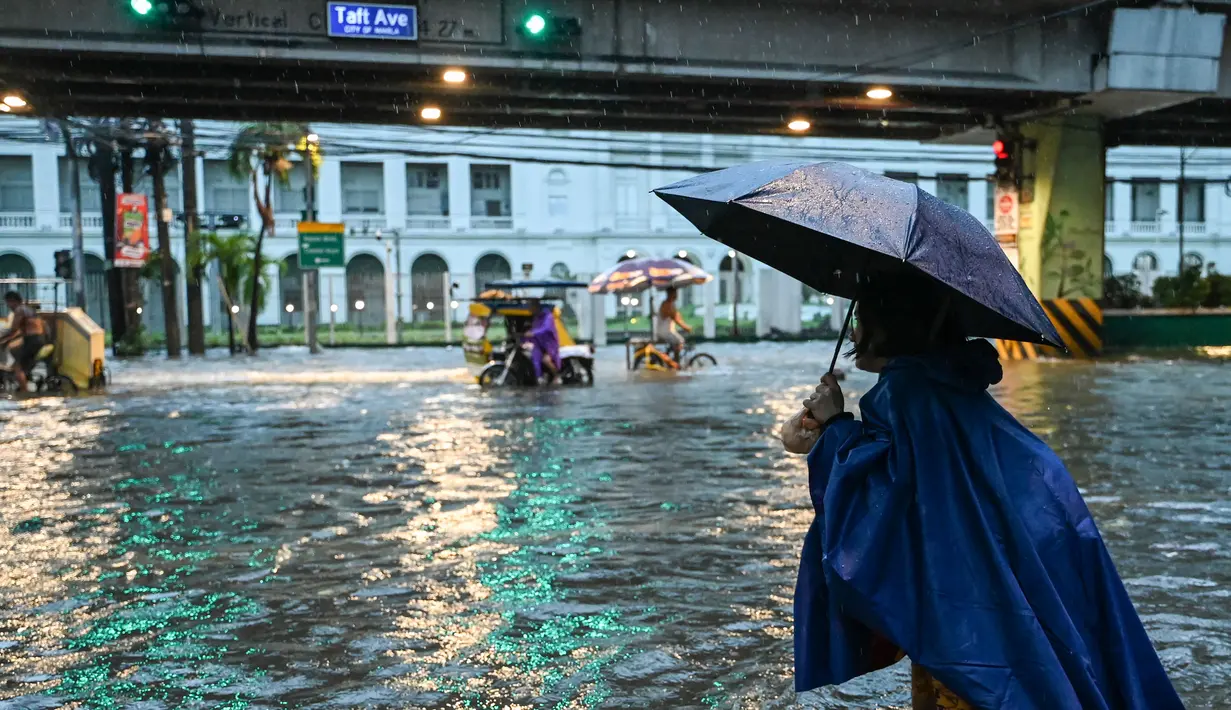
[142,257,180,335]
[719,253,748,304]
[411,254,449,323]
[280,254,303,327]
[1183,252,1204,271]
[1103,254,1114,279]
[0,253,34,309]
[474,253,512,296]
[547,169,570,218]
[346,254,385,327]
[84,254,109,329]
[1132,251,1158,272]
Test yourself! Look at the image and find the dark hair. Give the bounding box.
[3,291,21,303]
[665,287,678,298]
[849,271,966,360]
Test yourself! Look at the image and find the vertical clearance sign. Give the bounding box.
[327,2,418,40]
[114,193,150,268]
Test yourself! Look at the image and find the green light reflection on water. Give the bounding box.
[433,418,652,708]
[41,458,270,708]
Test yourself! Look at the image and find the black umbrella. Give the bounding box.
[654,161,1061,369]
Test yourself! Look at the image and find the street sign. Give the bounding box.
[114,193,150,268]
[327,2,418,40]
[993,185,1019,242]
[298,222,346,268]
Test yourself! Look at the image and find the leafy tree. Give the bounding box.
[226,122,311,352]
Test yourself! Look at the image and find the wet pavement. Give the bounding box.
[0,344,1228,709]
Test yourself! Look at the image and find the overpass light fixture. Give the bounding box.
[787,119,811,132]
[129,0,153,15]
[306,132,319,144]
[420,106,442,121]
[285,304,295,313]
[442,69,468,84]
[3,95,28,108]
[866,87,894,100]
[0,105,9,113]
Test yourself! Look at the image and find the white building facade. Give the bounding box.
[0,118,1224,340]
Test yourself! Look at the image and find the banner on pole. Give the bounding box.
[115,193,151,268]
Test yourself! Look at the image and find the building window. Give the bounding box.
[134,164,183,215]
[546,168,568,186]
[470,165,510,217]
[274,163,307,214]
[1181,180,1205,224]
[0,157,34,212]
[204,160,248,214]
[406,164,448,216]
[342,162,384,214]
[1104,180,1114,220]
[59,156,103,214]
[548,195,569,217]
[1131,179,1160,222]
[935,175,969,210]
[1132,251,1158,272]
[885,172,917,185]
[1183,252,1204,271]
[719,253,748,304]
[474,253,512,296]
[1104,254,1114,278]
[985,176,995,220]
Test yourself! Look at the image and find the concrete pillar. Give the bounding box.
[383,158,406,230]
[756,268,773,338]
[447,157,470,232]
[590,291,608,346]
[31,146,59,230]
[831,297,849,333]
[702,277,717,339]
[1017,116,1106,300]
[317,161,342,222]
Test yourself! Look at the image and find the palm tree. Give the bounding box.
[226,122,309,353]
[193,231,278,355]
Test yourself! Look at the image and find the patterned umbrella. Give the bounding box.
[588,257,713,294]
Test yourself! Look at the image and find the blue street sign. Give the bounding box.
[326,2,418,40]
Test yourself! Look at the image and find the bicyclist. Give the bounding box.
[657,287,693,364]
[0,291,47,392]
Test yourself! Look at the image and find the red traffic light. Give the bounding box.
[992,139,1009,160]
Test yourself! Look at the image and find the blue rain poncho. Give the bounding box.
[795,340,1182,709]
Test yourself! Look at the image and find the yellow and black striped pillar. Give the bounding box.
[997,297,1102,360]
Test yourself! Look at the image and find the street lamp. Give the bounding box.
[285,303,295,332]
[231,304,240,314]
[442,69,467,84]
[355,299,365,334]
[426,301,435,310]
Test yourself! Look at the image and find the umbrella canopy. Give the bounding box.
[588,257,712,294]
[654,161,1061,346]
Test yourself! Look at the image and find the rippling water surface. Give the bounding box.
[0,344,1228,709]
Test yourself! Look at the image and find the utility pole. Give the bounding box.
[303,134,320,354]
[1177,147,1188,275]
[182,119,206,355]
[148,126,182,357]
[91,132,126,349]
[730,250,740,337]
[119,134,143,344]
[394,230,404,344]
[59,120,87,310]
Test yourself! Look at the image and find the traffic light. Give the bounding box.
[129,0,205,30]
[54,250,73,280]
[993,136,1015,185]
[516,10,582,42]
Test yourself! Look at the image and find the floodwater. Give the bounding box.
[0,344,1228,709]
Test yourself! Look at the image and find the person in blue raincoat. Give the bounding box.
[781,274,1183,710]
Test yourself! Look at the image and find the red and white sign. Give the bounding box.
[993,185,1019,242]
[114,193,150,268]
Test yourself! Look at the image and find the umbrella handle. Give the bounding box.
[804,299,856,422]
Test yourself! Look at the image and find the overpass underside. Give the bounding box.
[3,0,1225,144]
[2,0,1231,313]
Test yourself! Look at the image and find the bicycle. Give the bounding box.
[628,338,717,371]
[0,343,77,395]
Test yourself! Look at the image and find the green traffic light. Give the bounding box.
[524,13,547,35]
[130,0,153,15]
